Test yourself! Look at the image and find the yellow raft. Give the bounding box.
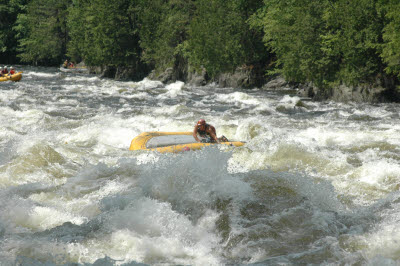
[129,132,245,153]
[0,72,23,82]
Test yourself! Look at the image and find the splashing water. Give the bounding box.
[0,66,400,265]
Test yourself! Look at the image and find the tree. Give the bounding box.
[380,0,400,79]
[187,0,266,77]
[137,0,195,76]
[0,0,28,63]
[16,0,70,65]
[66,0,86,63]
[250,0,331,85]
[66,0,144,68]
[322,0,385,86]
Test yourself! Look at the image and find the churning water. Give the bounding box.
[1,66,400,265]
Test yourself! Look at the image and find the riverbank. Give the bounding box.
[88,64,400,103]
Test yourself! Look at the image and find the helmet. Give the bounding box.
[4,66,7,69]
[10,66,13,69]
[197,119,206,126]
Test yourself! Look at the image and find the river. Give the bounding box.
[1,66,400,265]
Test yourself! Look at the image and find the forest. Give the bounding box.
[1,0,400,93]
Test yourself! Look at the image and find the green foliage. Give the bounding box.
[16,0,70,65]
[137,0,195,72]
[0,0,399,91]
[322,0,385,86]
[65,0,85,63]
[187,0,244,76]
[250,0,333,85]
[250,0,393,87]
[187,0,265,77]
[137,0,265,77]
[0,0,27,63]
[380,0,400,78]
[67,0,142,67]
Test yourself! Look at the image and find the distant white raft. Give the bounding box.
[129,132,245,153]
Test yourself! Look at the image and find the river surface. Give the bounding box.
[1,66,400,265]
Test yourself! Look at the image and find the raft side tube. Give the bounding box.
[129,132,192,150]
[129,131,245,153]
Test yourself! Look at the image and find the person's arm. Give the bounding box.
[193,126,201,142]
[208,126,220,143]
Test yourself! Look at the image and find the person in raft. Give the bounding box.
[1,66,8,76]
[63,59,69,68]
[193,119,229,143]
[8,66,16,75]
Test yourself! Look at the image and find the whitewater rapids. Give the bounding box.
[0,66,400,265]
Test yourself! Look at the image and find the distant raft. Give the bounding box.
[129,132,245,153]
[0,72,23,82]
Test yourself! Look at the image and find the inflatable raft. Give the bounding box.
[0,72,23,82]
[129,132,245,153]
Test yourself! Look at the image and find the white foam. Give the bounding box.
[357,161,400,186]
[280,95,301,104]
[134,78,163,90]
[160,81,185,98]
[216,91,261,105]
[292,126,382,148]
[25,72,57,78]
[0,90,23,102]
[359,196,400,261]
[152,104,192,117]
[26,206,86,230]
[64,76,99,82]
[122,92,149,100]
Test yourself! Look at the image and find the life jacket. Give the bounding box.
[197,124,211,137]
[9,70,15,75]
